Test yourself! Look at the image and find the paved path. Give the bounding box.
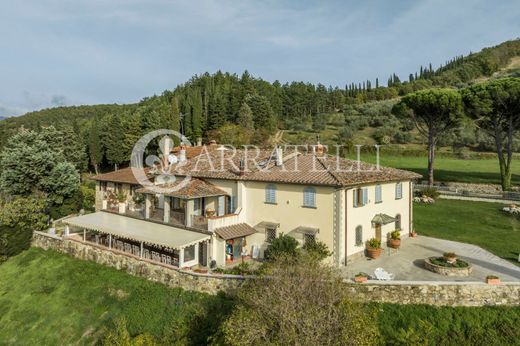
[342,236,520,282]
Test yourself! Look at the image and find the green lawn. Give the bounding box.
[1,248,520,344]
[0,248,232,345]
[363,154,520,185]
[414,199,520,263]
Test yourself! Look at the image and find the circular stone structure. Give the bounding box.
[424,257,473,277]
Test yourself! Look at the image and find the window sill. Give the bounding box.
[264,202,277,205]
[375,201,382,204]
[302,205,317,209]
[395,197,402,200]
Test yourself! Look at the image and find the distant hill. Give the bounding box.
[0,38,519,156]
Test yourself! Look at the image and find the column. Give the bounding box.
[163,196,170,223]
[83,229,86,241]
[140,241,144,258]
[185,199,194,227]
[109,234,112,249]
[335,189,346,266]
[145,194,151,219]
[179,248,185,267]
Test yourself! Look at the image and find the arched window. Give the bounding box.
[303,187,316,207]
[265,184,277,204]
[395,214,401,230]
[355,226,363,246]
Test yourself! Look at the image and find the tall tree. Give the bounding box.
[396,88,463,186]
[88,118,103,174]
[237,102,254,130]
[462,78,520,191]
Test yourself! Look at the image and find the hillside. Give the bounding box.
[0,39,519,173]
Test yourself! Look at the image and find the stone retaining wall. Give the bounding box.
[32,232,520,306]
[32,232,244,295]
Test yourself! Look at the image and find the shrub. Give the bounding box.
[218,256,381,345]
[418,187,440,199]
[367,238,381,249]
[265,234,299,260]
[302,240,332,260]
[0,224,30,260]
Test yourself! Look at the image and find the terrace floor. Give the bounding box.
[342,235,520,282]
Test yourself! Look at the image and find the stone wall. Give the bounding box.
[32,232,520,306]
[32,232,244,295]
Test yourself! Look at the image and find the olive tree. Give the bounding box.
[217,255,380,345]
[461,78,520,191]
[396,89,463,186]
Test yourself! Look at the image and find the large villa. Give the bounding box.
[63,141,420,269]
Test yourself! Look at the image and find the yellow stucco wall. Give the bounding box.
[345,181,411,259]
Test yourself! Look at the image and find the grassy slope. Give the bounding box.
[0,248,232,345]
[414,199,520,263]
[366,154,520,185]
[1,248,520,344]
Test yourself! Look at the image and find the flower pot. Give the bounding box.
[102,200,108,210]
[118,202,126,214]
[354,276,368,283]
[486,278,501,285]
[410,231,417,238]
[388,239,401,249]
[367,247,382,259]
[443,255,457,264]
[206,208,215,217]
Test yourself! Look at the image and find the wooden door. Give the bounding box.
[375,224,382,242]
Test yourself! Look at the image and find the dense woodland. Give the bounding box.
[0,39,519,174]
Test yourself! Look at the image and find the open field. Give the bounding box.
[364,154,520,185]
[414,199,520,264]
[2,248,520,344]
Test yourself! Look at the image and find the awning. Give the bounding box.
[214,223,256,240]
[256,221,280,229]
[371,213,396,225]
[64,212,210,250]
[292,226,319,234]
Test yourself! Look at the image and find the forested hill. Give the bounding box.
[0,38,519,171]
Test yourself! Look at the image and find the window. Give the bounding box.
[303,187,316,207]
[395,182,403,199]
[99,181,107,192]
[353,188,368,207]
[183,244,196,262]
[304,232,316,245]
[265,184,277,204]
[266,228,277,243]
[227,196,236,214]
[395,214,401,230]
[375,185,382,203]
[355,226,363,246]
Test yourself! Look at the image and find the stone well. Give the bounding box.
[424,257,473,277]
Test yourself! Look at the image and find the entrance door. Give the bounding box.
[198,241,208,267]
[375,224,382,242]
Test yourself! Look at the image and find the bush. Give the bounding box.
[302,240,332,260]
[390,230,400,240]
[418,187,440,199]
[0,224,30,260]
[265,234,299,260]
[218,256,380,345]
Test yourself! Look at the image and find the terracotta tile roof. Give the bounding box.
[214,223,257,240]
[91,167,149,185]
[135,178,228,199]
[92,146,421,188]
[171,147,421,187]
[171,145,208,159]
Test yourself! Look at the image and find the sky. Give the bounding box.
[0,0,519,117]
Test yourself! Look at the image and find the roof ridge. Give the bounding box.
[316,156,343,186]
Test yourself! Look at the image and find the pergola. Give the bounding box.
[63,211,210,267]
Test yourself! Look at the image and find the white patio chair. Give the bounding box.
[374,267,395,280]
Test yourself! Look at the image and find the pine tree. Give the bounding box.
[237,102,254,130]
[88,118,102,174]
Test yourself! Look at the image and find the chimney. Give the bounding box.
[196,137,202,147]
[315,141,325,155]
[239,159,245,176]
[208,139,217,146]
[275,147,283,166]
[179,143,187,162]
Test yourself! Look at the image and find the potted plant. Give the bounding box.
[205,207,216,217]
[410,229,417,238]
[354,272,369,283]
[443,252,457,264]
[366,238,382,259]
[486,275,501,285]
[388,230,401,249]
[117,192,127,214]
